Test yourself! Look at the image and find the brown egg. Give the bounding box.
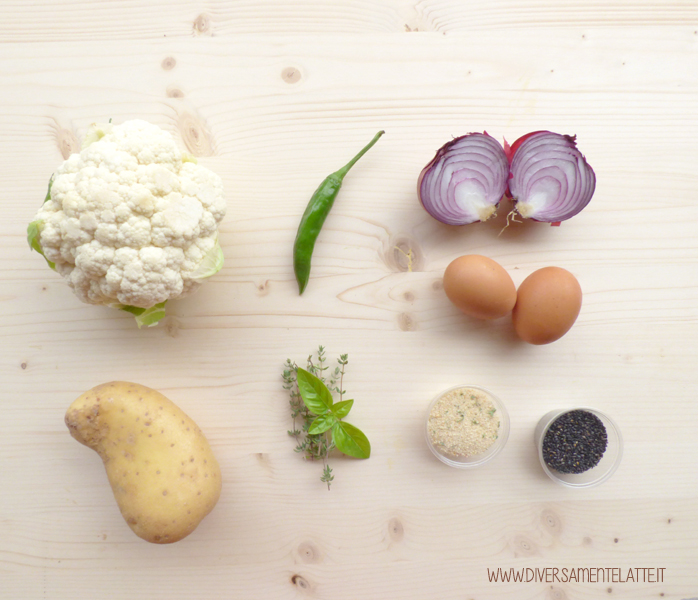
[513,267,582,345]
[443,255,517,320]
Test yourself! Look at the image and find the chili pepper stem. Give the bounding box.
[334,130,385,179]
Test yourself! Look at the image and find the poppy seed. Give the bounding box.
[543,410,607,474]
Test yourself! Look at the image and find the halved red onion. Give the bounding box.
[506,131,595,224]
[418,132,509,225]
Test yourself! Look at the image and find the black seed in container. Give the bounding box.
[543,410,608,474]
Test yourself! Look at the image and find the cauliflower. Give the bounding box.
[28,120,226,327]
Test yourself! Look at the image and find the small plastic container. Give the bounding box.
[425,384,510,468]
[535,407,623,488]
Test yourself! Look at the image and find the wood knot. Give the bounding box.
[388,517,404,542]
[177,112,214,156]
[20,361,28,370]
[193,13,212,35]
[256,280,271,296]
[166,86,184,98]
[397,312,416,332]
[290,574,310,590]
[540,508,562,536]
[162,316,181,338]
[161,56,176,71]
[297,541,321,564]
[547,587,568,600]
[281,67,302,84]
[55,127,80,159]
[383,235,423,272]
[511,534,539,557]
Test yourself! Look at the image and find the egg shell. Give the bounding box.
[512,267,582,345]
[443,255,517,320]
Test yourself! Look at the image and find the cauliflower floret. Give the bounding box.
[31,120,226,313]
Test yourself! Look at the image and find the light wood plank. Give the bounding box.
[1,0,698,40]
[1,6,697,600]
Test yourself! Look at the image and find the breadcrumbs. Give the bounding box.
[428,387,500,457]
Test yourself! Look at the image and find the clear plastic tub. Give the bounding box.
[534,407,623,488]
[425,384,510,468]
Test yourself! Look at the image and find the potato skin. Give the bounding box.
[65,381,221,544]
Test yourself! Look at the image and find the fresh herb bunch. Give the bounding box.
[282,346,370,489]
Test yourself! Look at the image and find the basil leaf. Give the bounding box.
[331,399,354,419]
[332,421,370,459]
[296,368,334,415]
[308,413,338,435]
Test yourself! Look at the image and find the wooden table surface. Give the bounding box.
[2,1,697,599]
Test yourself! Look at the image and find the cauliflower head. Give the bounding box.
[28,120,226,325]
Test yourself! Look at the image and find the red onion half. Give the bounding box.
[506,131,595,224]
[418,132,509,225]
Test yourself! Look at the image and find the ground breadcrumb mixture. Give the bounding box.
[428,387,500,457]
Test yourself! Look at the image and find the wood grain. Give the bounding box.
[1,0,697,39]
[1,2,698,599]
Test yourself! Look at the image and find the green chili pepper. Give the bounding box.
[293,130,385,295]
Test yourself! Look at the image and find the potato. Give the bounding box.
[65,381,221,544]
